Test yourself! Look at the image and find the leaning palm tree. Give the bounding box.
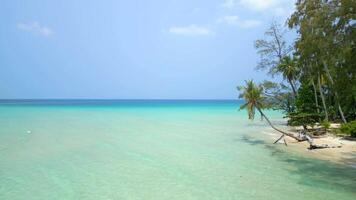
[238,80,302,144]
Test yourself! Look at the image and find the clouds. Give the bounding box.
[167,0,294,37]
[221,0,282,10]
[17,21,53,37]
[221,0,294,16]
[168,25,214,36]
[168,16,260,37]
[238,0,280,11]
[217,16,261,28]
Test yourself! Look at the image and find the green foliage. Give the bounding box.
[276,56,299,95]
[340,121,356,137]
[295,82,318,114]
[288,0,356,122]
[237,80,265,120]
[287,112,320,127]
[321,120,331,130]
[287,82,322,127]
[261,80,295,113]
[250,0,356,125]
[254,23,299,115]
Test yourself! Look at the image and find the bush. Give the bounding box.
[340,120,356,137]
[287,112,320,128]
[321,119,331,129]
[295,82,319,114]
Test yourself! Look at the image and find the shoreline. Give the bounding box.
[262,125,356,167]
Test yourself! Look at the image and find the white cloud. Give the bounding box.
[17,21,53,37]
[238,0,280,11]
[217,16,261,28]
[168,25,214,36]
[221,0,294,16]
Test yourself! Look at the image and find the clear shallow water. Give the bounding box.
[0,100,355,200]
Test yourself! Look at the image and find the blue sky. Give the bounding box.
[0,0,295,99]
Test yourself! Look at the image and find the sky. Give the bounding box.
[0,0,295,99]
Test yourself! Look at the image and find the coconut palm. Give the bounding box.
[276,56,299,97]
[237,80,263,120]
[238,80,302,143]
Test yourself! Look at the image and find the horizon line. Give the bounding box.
[0,98,241,101]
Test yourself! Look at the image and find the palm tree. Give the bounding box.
[238,80,302,144]
[276,56,299,97]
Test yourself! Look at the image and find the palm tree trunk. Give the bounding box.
[256,107,321,149]
[337,102,347,123]
[323,63,347,123]
[317,72,329,121]
[255,107,303,142]
[311,79,320,114]
[287,78,298,97]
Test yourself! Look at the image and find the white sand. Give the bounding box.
[266,126,356,165]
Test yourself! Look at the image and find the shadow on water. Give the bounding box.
[242,120,287,128]
[239,135,356,194]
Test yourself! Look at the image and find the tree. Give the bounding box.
[238,80,340,149]
[288,0,354,123]
[254,22,299,109]
[287,81,321,130]
[237,80,302,144]
[276,56,299,97]
[261,80,295,113]
[254,22,292,76]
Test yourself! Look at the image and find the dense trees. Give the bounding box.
[239,0,355,138]
[288,0,355,123]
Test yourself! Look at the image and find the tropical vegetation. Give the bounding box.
[340,121,356,137]
[238,0,355,140]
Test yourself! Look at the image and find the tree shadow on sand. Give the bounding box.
[238,135,356,194]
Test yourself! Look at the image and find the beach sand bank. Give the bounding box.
[264,126,356,167]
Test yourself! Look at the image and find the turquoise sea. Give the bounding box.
[0,100,355,200]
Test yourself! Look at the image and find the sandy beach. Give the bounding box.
[266,126,356,166]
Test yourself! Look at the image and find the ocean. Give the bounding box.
[0,100,355,199]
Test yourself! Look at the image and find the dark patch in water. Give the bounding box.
[237,135,266,145]
[239,134,356,194]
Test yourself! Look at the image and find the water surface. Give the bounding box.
[0,100,355,199]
